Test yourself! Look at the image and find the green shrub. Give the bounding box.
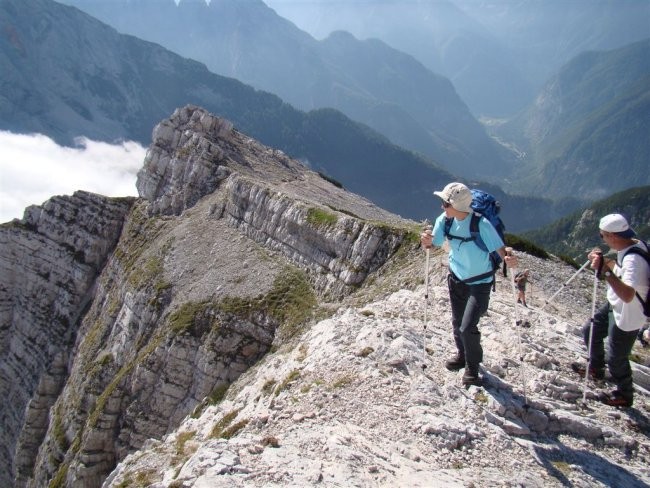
[275,370,300,396]
[220,419,249,439]
[210,410,240,438]
[317,171,343,188]
[307,207,338,227]
[48,463,68,488]
[168,301,211,335]
[559,254,580,268]
[504,234,550,259]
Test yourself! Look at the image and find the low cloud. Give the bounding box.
[0,131,146,223]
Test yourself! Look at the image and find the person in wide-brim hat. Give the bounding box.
[421,182,517,387]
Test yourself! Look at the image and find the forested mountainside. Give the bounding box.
[523,186,650,260]
[495,39,650,200]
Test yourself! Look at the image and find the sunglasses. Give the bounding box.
[442,201,452,209]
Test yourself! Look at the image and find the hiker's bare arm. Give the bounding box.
[589,251,636,302]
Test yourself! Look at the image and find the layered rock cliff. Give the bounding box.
[0,192,134,488]
[1,106,416,487]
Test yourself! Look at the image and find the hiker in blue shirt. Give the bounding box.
[421,182,517,386]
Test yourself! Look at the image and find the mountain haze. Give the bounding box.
[59,0,515,183]
[268,0,650,118]
[267,0,533,117]
[495,39,650,200]
[0,0,578,231]
[0,0,453,223]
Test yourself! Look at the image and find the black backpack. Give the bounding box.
[622,240,650,317]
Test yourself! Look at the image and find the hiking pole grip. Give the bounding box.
[594,250,604,280]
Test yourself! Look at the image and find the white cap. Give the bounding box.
[599,213,636,238]
[433,182,472,213]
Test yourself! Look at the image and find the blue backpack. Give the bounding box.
[443,189,506,285]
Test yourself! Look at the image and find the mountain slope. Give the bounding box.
[453,0,650,90]
[269,0,650,118]
[104,258,650,487]
[59,0,515,182]
[0,106,416,487]
[0,0,580,231]
[496,40,650,200]
[3,106,649,488]
[0,0,453,223]
[268,0,533,117]
[523,186,650,260]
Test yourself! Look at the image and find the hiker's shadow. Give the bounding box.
[532,442,648,488]
[484,370,650,439]
[622,407,650,439]
[483,371,650,486]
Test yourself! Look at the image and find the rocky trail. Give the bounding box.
[105,249,650,488]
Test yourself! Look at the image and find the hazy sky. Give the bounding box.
[0,131,146,223]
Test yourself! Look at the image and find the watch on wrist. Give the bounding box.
[603,270,612,278]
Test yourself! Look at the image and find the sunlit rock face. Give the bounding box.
[3,106,413,487]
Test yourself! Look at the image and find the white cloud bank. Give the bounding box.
[0,131,147,223]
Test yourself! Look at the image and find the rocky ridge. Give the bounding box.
[1,106,417,487]
[1,105,649,488]
[104,250,650,488]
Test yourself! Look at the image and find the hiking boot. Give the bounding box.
[445,355,465,371]
[599,390,632,408]
[462,366,482,387]
[571,362,605,380]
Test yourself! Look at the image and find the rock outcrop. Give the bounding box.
[0,192,134,488]
[2,106,416,487]
[136,105,411,296]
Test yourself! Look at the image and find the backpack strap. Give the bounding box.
[444,213,497,287]
[621,240,650,310]
[444,214,488,252]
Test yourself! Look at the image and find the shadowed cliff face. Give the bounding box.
[0,192,135,488]
[1,106,415,487]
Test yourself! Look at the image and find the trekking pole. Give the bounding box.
[422,222,432,370]
[540,260,591,312]
[506,247,529,409]
[582,254,600,404]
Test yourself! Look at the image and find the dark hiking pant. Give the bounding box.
[582,304,638,400]
[447,273,492,370]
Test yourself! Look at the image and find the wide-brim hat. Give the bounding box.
[433,182,472,213]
